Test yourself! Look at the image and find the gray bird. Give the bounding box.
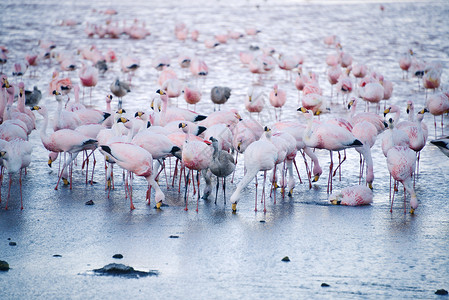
[211,86,231,111]
[23,86,42,107]
[208,136,236,204]
[110,78,130,109]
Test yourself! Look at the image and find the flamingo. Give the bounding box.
[272,121,323,189]
[183,85,201,108]
[352,121,377,188]
[157,67,178,87]
[53,90,81,131]
[210,86,231,111]
[387,144,417,214]
[298,107,363,193]
[99,142,165,210]
[78,63,99,102]
[430,136,449,157]
[348,97,386,134]
[359,79,384,112]
[31,105,97,189]
[207,136,236,204]
[245,86,265,116]
[327,65,342,101]
[230,126,278,212]
[399,49,413,79]
[269,84,287,121]
[425,91,449,136]
[110,78,130,109]
[179,122,213,211]
[0,139,32,210]
[329,185,373,206]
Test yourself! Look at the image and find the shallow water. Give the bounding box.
[1,0,449,299]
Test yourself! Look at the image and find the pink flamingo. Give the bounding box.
[99,142,164,210]
[298,108,362,193]
[269,84,287,121]
[78,63,99,102]
[327,65,342,101]
[245,86,265,116]
[183,85,202,109]
[179,122,213,211]
[426,91,449,136]
[399,49,413,79]
[359,79,384,112]
[348,97,386,134]
[352,121,377,188]
[423,67,442,97]
[387,144,417,214]
[329,185,373,206]
[335,69,353,105]
[31,105,97,189]
[272,121,323,189]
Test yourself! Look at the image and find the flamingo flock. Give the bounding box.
[0,5,447,218]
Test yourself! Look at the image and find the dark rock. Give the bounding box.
[321,283,330,287]
[0,260,9,271]
[85,200,94,205]
[9,242,16,246]
[260,220,266,223]
[169,235,179,239]
[112,254,123,259]
[281,256,290,262]
[53,254,62,258]
[435,289,448,295]
[93,263,158,278]
[7,238,11,240]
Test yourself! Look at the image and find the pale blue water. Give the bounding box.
[0,0,448,299]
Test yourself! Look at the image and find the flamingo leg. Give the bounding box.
[327,151,334,194]
[263,171,267,213]
[293,158,303,185]
[172,159,178,187]
[215,177,219,205]
[231,152,238,183]
[90,151,96,184]
[0,167,3,204]
[223,178,227,204]
[146,183,151,206]
[129,173,135,210]
[184,169,190,211]
[19,170,23,210]
[254,175,258,212]
[196,171,200,212]
[5,174,12,210]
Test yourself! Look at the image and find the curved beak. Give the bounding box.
[156,201,162,209]
[231,203,237,212]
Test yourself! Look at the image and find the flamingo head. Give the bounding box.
[135,111,144,118]
[329,192,342,205]
[106,94,113,103]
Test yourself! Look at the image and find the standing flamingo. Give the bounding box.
[207,136,236,204]
[0,139,33,210]
[298,107,363,193]
[99,142,165,210]
[230,126,278,212]
[387,144,417,214]
[269,84,287,121]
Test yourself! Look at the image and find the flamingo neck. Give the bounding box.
[17,90,26,113]
[39,109,51,147]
